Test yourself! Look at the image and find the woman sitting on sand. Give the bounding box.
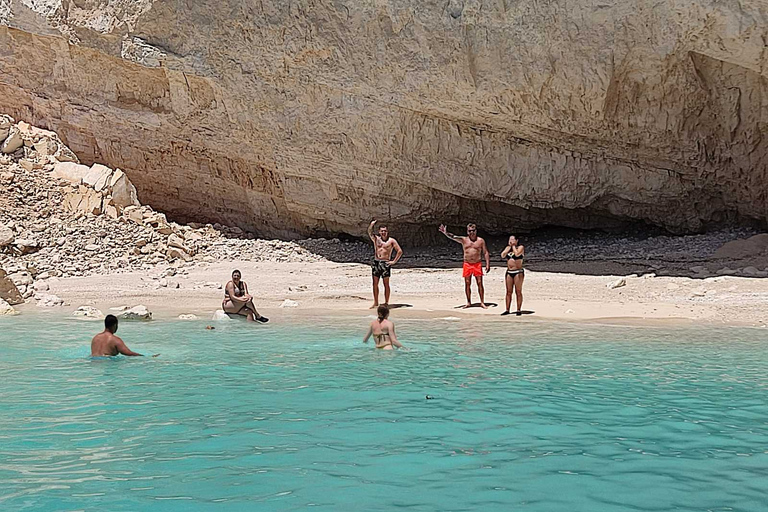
[222,269,269,323]
[363,305,404,350]
[501,235,525,316]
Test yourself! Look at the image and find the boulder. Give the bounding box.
[110,170,139,209]
[0,126,22,154]
[52,162,89,185]
[63,185,103,215]
[35,293,64,307]
[8,271,33,287]
[167,247,192,261]
[607,278,626,290]
[714,234,768,260]
[0,114,13,143]
[14,239,40,254]
[211,309,231,321]
[179,314,198,320]
[83,163,113,192]
[0,224,13,248]
[0,269,23,305]
[119,305,153,320]
[0,298,19,316]
[123,205,144,223]
[73,306,104,319]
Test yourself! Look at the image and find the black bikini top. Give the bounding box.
[506,253,524,261]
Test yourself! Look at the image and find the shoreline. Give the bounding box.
[7,260,768,328]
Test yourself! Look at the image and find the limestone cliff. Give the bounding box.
[1,1,766,242]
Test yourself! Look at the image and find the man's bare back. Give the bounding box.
[91,315,153,357]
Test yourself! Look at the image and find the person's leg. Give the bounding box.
[383,277,391,305]
[514,273,524,314]
[476,275,487,308]
[463,276,472,307]
[223,300,246,316]
[371,275,380,308]
[503,273,513,314]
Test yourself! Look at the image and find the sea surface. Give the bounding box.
[1,315,767,511]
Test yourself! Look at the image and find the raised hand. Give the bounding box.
[438,224,447,234]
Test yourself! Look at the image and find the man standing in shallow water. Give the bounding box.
[439,223,491,309]
[91,315,158,357]
[368,220,403,309]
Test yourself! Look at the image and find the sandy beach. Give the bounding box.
[10,259,767,327]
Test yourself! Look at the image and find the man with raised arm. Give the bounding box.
[91,315,158,357]
[368,220,403,309]
[439,223,491,309]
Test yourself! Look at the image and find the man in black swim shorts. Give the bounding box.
[367,220,403,309]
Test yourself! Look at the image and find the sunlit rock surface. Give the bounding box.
[1,1,766,241]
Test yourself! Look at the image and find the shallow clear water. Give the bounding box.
[1,315,768,511]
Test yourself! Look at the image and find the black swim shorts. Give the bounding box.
[371,259,391,278]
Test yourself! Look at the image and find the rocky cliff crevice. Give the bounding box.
[1,1,766,242]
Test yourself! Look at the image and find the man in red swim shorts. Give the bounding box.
[438,223,491,309]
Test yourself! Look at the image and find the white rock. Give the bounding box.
[641,273,656,279]
[178,314,198,320]
[0,298,19,316]
[211,309,231,321]
[9,272,33,287]
[83,163,113,192]
[0,127,23,154]
[119,305,153,320]
[73,306,103,319]
[0,224,14,247]
[52,161,90,184]
[36,293,64,307]
[280,299,299,308]
[33,281,50,292]
[607,278,626,289]
[565,309,575,314]
[110,170,139,209]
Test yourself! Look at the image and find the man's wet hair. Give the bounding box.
[105,314,118,332]
[232,269,241,277]
[467,223,477,230]
[378,225,388,230]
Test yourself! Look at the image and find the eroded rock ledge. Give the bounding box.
[1,1,766,242]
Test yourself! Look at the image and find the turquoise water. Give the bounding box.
[1,316,767,511]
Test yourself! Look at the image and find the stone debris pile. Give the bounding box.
[0,114,370,308]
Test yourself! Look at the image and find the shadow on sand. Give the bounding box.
[453,302,499,309]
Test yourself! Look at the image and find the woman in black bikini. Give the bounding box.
[501,236,525,316]
[222,269,268,323]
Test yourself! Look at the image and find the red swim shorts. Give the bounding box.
[462,261,483,278]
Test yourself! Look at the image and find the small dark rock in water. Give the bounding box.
[425,395,434,400]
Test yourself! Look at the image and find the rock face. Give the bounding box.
[1,2,766,241]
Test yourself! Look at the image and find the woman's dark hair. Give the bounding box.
[377,305,390,320]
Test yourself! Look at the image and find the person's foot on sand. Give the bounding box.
[501,311,511,316]
[461,303,471,309]
[256,315,269,323]
[480,303,488,309]
[370,303,379,309]
[515,311,522,316]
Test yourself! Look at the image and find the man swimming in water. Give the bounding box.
[367,220,403,309]
[439,222,491,309]
[91,315,157,357]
